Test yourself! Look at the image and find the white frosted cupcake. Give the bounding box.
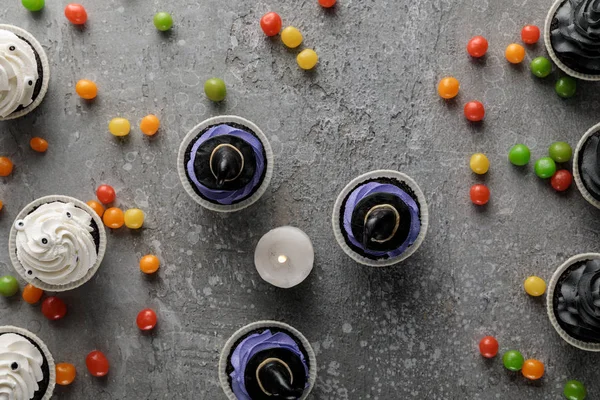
[0,326,56,400]
[9,195,107,292]
[0,25,50,120]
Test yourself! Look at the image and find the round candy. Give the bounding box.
[556,77,577,98]
[154,12,173,31]
[136,308,158,331]
[564,380,587,400]
[470,184,490,206]
[521,25,541,44]
[64,4,87,25]
[124,208,145,229]
[109,117,131,137]
[467,36,488,58]
[522,359,545,380]
[505,43,526,64]
[297,49,319,70]
[0,200,3,211]
[530,57,552,78]
[260,12,282,36]
[86,200,105,217]
[140,114,160,136]
[479,336,499,358]
[464,101,485,122]
[508,144,531,166]
[524,276,546,296]
[56,363,76,386]
[281,26,303,48]
[42,297,67,320]
[140,255,160,274]
[103,207,124,229]
[319,0,337,7]
[22,284,43,304]
[86,351,109,377]
[551,170,573,192]
[503,350,524,371]
[0,157,14,177]
[204,78,227,102]
[29,137,48,153]
[535,157,557,179]
[470,153,490,175]
[549,141,572,163]
[75,79,98,100]
[96,185,116,204]
[0,276,19,297]
[22,0,45,12]
[437,77,460,99]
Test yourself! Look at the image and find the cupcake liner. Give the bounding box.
[218,320,317,400]
[546,253,600,352]
[0,325,55,400]
[177,115,274,213]
[331,170,429,267]
[0,24,50,121]
[544,0,600,82]
[573,122,600,209]
[8,195,107,292]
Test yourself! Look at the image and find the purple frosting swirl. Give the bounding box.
[230,330,309,400]
[186,124,265,205]
[343,182,421,258]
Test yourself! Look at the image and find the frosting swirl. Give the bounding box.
[0,333,44,400]
[578,134,600,200]
[0,30,39,118]
[15,202,98,286]
[550,0,600,73]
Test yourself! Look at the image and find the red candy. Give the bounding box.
[260,12,282,37]
[41,297,67,320]
[136,308,158,331]
[479,336,499,358]
[464,101,485,122]
[470,184,490,206]
[96,185,116,204]
[319,0,337,7]
[64,4,88,25]
[521,25,540,44]
[467,36,488,58]
[86,351,109,377]
[551,169,572,192]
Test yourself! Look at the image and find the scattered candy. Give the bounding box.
[22,284,43,304]
[41,296,67,320]
[478,336,499,358]
[556,76,577,98]
[437,77,460,99]
[530,57,552,78]
[551,170,573,192]
[467,36,488,58]
[86,351,109,377]
[470,184,490,206]
[535,157,557,179]
[522,359,545,380]
[75,79,98,100]
[140,114,160,136]
[29,137,48,153]
[0,157,14,177]
[103,207,124,229]
[564,380,587,400]
[319,0,337,7]
[56,363,76,386]
[136,308,158,331]
[154,12,173,32]
[109,117,131,137]
[96,185,116,204]
[521,25,541,44]
[140,255,160,274]
[22,0,45,12]
[281,26,303,48]
[503,350,524,371]
[0,276,19,297]
[297,49,319,70]
[124,208,145,229]
[508,144,531,166]
[464,101,485,122]
[505,43,526,64]
[260,12,282,37]
[549,141,572,163]
[204,78,227,102]
[86,200,105,217]
[470,153,490,175]
[524,276,546,296]
[64,4,87,25]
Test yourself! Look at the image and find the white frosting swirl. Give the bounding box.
[15,202,98,286]
[0,29,39,118]
[0,333,44,400]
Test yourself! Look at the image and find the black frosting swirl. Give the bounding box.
[554,259,600,343]
[550,0,600,74]
[578,133,600,200]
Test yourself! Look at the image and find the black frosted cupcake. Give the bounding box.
[573,122,600,208]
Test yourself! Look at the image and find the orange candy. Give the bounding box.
[0,200,3,211]
[522,359,545,380]
[30,137,48,153]
[22,284,43,304]
[103,207,124,229]
[75,79,98,100]
[140,114,160,136]
[140,255,160,274]
[56,363,77,385]
[86,200,105,217]
[437,77,460,99]
[505,43,526,64]
[0,157,13,177]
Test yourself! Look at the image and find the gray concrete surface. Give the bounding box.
[1,0,599,399]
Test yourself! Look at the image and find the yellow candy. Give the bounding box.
[470,153,489,175]
[109,118,131,137]
[281,26,303,48]
[124,208,145,229]
[524,276,546,297]
[297,49,318,70]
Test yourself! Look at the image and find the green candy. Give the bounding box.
[535,157,557,179]
[564,380,587,400]
[21,0,44,11]
[204,78,227,102]
[508,144,531,166]
[0,276,19,297]
[556,76,577,98]
[502,350,524,372]
[530,57,552,78]
[549,141,572,163]
[153,12,173,32]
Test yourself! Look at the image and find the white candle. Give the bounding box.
[254,226,314,288]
